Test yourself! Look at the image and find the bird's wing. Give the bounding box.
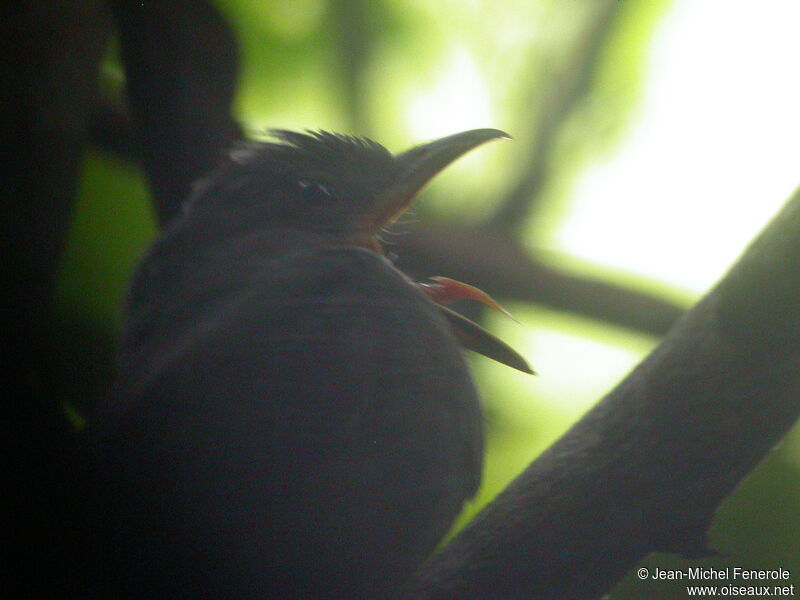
[98,245,482,598]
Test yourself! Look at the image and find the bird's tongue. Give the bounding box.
[417,277,535,375]
[418,277,518,322]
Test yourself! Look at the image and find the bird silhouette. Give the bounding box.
[96,128,531,598]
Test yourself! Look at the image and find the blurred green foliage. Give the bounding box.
[56,0,799,596]
[56,151,155,332]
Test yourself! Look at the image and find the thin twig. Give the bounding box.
[487,0,622,231]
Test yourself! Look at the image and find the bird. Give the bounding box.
[94,128,532,599]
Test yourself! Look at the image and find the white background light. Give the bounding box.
[557,0,800,293]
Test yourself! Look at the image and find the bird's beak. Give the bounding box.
[440,306,535,375]
[418,277,535,375]
[369,128,532,374]
[372,128,511,230]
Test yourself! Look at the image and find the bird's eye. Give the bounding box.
[298,179,338,200]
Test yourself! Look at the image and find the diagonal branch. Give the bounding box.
[404,187,800,599]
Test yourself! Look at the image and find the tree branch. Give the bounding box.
[111,0,241,225]
[7,2,110,595]
[404,187,800,599]
[395,221,684,336]
[5,0,110,336]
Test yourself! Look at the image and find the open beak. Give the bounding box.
[441,307,535,375]
[419,278,535,375]
[367,128,533,374]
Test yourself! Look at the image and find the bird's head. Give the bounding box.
[192,128,509,250]
[191,128,532,374]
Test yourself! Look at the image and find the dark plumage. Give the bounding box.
[95,129,515,598]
